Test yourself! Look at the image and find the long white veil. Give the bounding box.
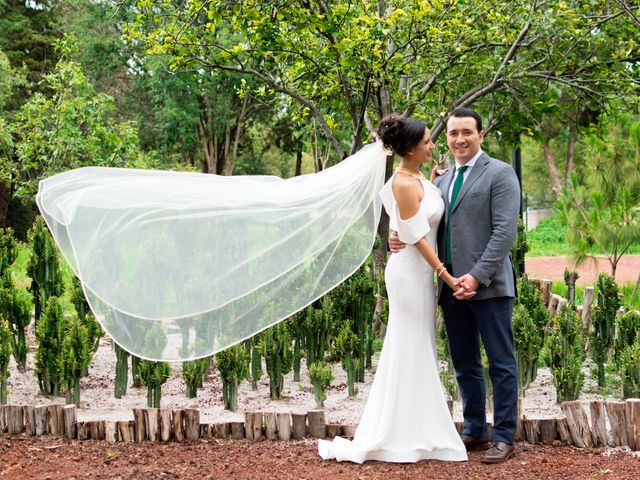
[36,141,388,361]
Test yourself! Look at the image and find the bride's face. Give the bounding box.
[408,129,435,164]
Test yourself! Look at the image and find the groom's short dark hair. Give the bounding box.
[446,108,483,133]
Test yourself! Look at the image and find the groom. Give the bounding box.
[391,107,520,463]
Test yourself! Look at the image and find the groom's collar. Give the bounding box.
[454,149,484,170]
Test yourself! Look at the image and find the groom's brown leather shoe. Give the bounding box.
[460,434,490,451]
[480,441,515,463]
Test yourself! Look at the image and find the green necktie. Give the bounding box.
[445,165,469,265]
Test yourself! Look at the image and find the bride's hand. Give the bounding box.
[430,165,449,182]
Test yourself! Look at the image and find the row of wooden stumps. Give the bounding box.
[0,405,354,443]
[1,400,639,449]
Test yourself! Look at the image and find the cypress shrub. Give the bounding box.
[114,343,129,399]
[620,337,640,399]
[590,273,620,387]
[0,317,11,404]
[614,310,640,363]
[546,303,584,403]
[287,311,305,382]
[0,273,32,370]
[182,356,210,398]
[335,320,359,397]
[70,276,103,358]
[135,325,170,408]
[303,298,334,366]
[59,315,90,406]
[215,343,249,411]
[35,296,66,396]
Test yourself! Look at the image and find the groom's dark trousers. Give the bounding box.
[440,282,518,444]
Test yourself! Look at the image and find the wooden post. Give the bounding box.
[447,399,453,418]
[23,406,36,436]
[200,424,214,439]
[539,419,557,445]
[540,280,552,307]
[326,424,342,439]
[590,401,607,447]
[291,413,307,440]
[105,421,118,443]
[229,421,245,440]
[0,405,6,433]
[625,398,640,451]
[159,409,172,442]
[172,409,184,442]
[244,412,263,441]
[605,401,628,447]
[548,294,561,316]
[214,422,229,439]
[47,404,64,436]
[581,286,595,335]
[184,409,200,441]
[145,408,160,442]
[63,405,77,440]
[307,410,326,439]
[276,413,291,441]
[342,425,357,438]
[561,401,592,448]
[556,417,571,444]
[6,405,23,435]
[76,421,87,440]
[34,406,48,436]
[264,412,278,440]
[133,408,146,443]
[118,420,133,443]
[523,418,540,445]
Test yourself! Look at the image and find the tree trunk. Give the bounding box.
[0,182,9,229]
[564,116,577,187]
[294,145,302,177]
[543,137,562,195]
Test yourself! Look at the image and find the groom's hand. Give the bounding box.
[453,274,479,300]
[388,231,406,253]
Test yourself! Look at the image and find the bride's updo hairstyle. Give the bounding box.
[377,114,426,157]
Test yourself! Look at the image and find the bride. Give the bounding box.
[318,115,467,463]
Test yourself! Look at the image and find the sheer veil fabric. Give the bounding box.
[36,142,388,361]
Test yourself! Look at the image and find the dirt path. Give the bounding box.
[1,436,639,480]
[525,255,640,285]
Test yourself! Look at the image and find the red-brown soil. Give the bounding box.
[525,255,640,285]
[1,435,639,480]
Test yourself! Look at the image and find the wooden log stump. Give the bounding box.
[76,422,87,440]
[214,422,229,439]
[342,425,357,438]
[47,404,64,436]
[264,412,278,440]
[447,399,453,418]
[88,420,105,440]
[326,424,342,439]
[63,405,77,440]
[145,408,160,442]
[200,424,214,439]
[244,412,263,441]
[133,408,146,443]
[105,421,118,443]
[34,406,48,436]
[159,409,172,442]
[172,409,184,442]
[625,398,640,451]
[307,410,326,439]
[454,421,463,434]
[229,421,245,440]
[6,405,23,435]
[23,406,36,436]
[276,413,291,441]
[557,417,571,444]
[539,419,557,445]
[590,401,607,447]
[548,294,562,316]
[0,405,6,433]
[581,286,595,335]
[184,409,200,441]
[291,413,307,440]
[561,401,592,448]
[605,401,628,447]
[524,418,540,445]
[118,420,133,443]
[540,280,552,307]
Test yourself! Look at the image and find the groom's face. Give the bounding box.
[446,116,484,164]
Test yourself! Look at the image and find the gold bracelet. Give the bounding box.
[436,265,447,277]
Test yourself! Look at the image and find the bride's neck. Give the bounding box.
[398,159,422,174]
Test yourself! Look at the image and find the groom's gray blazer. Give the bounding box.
[434,152,521,301]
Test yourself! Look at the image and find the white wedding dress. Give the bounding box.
[318,174,467,463]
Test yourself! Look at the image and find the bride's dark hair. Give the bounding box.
[377,114,426,157]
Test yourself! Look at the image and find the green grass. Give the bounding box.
[527,211,640,257]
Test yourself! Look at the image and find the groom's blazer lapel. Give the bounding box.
[451,153,490,213]
[441,168,456,212]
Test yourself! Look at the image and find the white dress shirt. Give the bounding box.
[448,149,484,202]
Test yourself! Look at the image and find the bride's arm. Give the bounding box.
[393,179,459,291]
